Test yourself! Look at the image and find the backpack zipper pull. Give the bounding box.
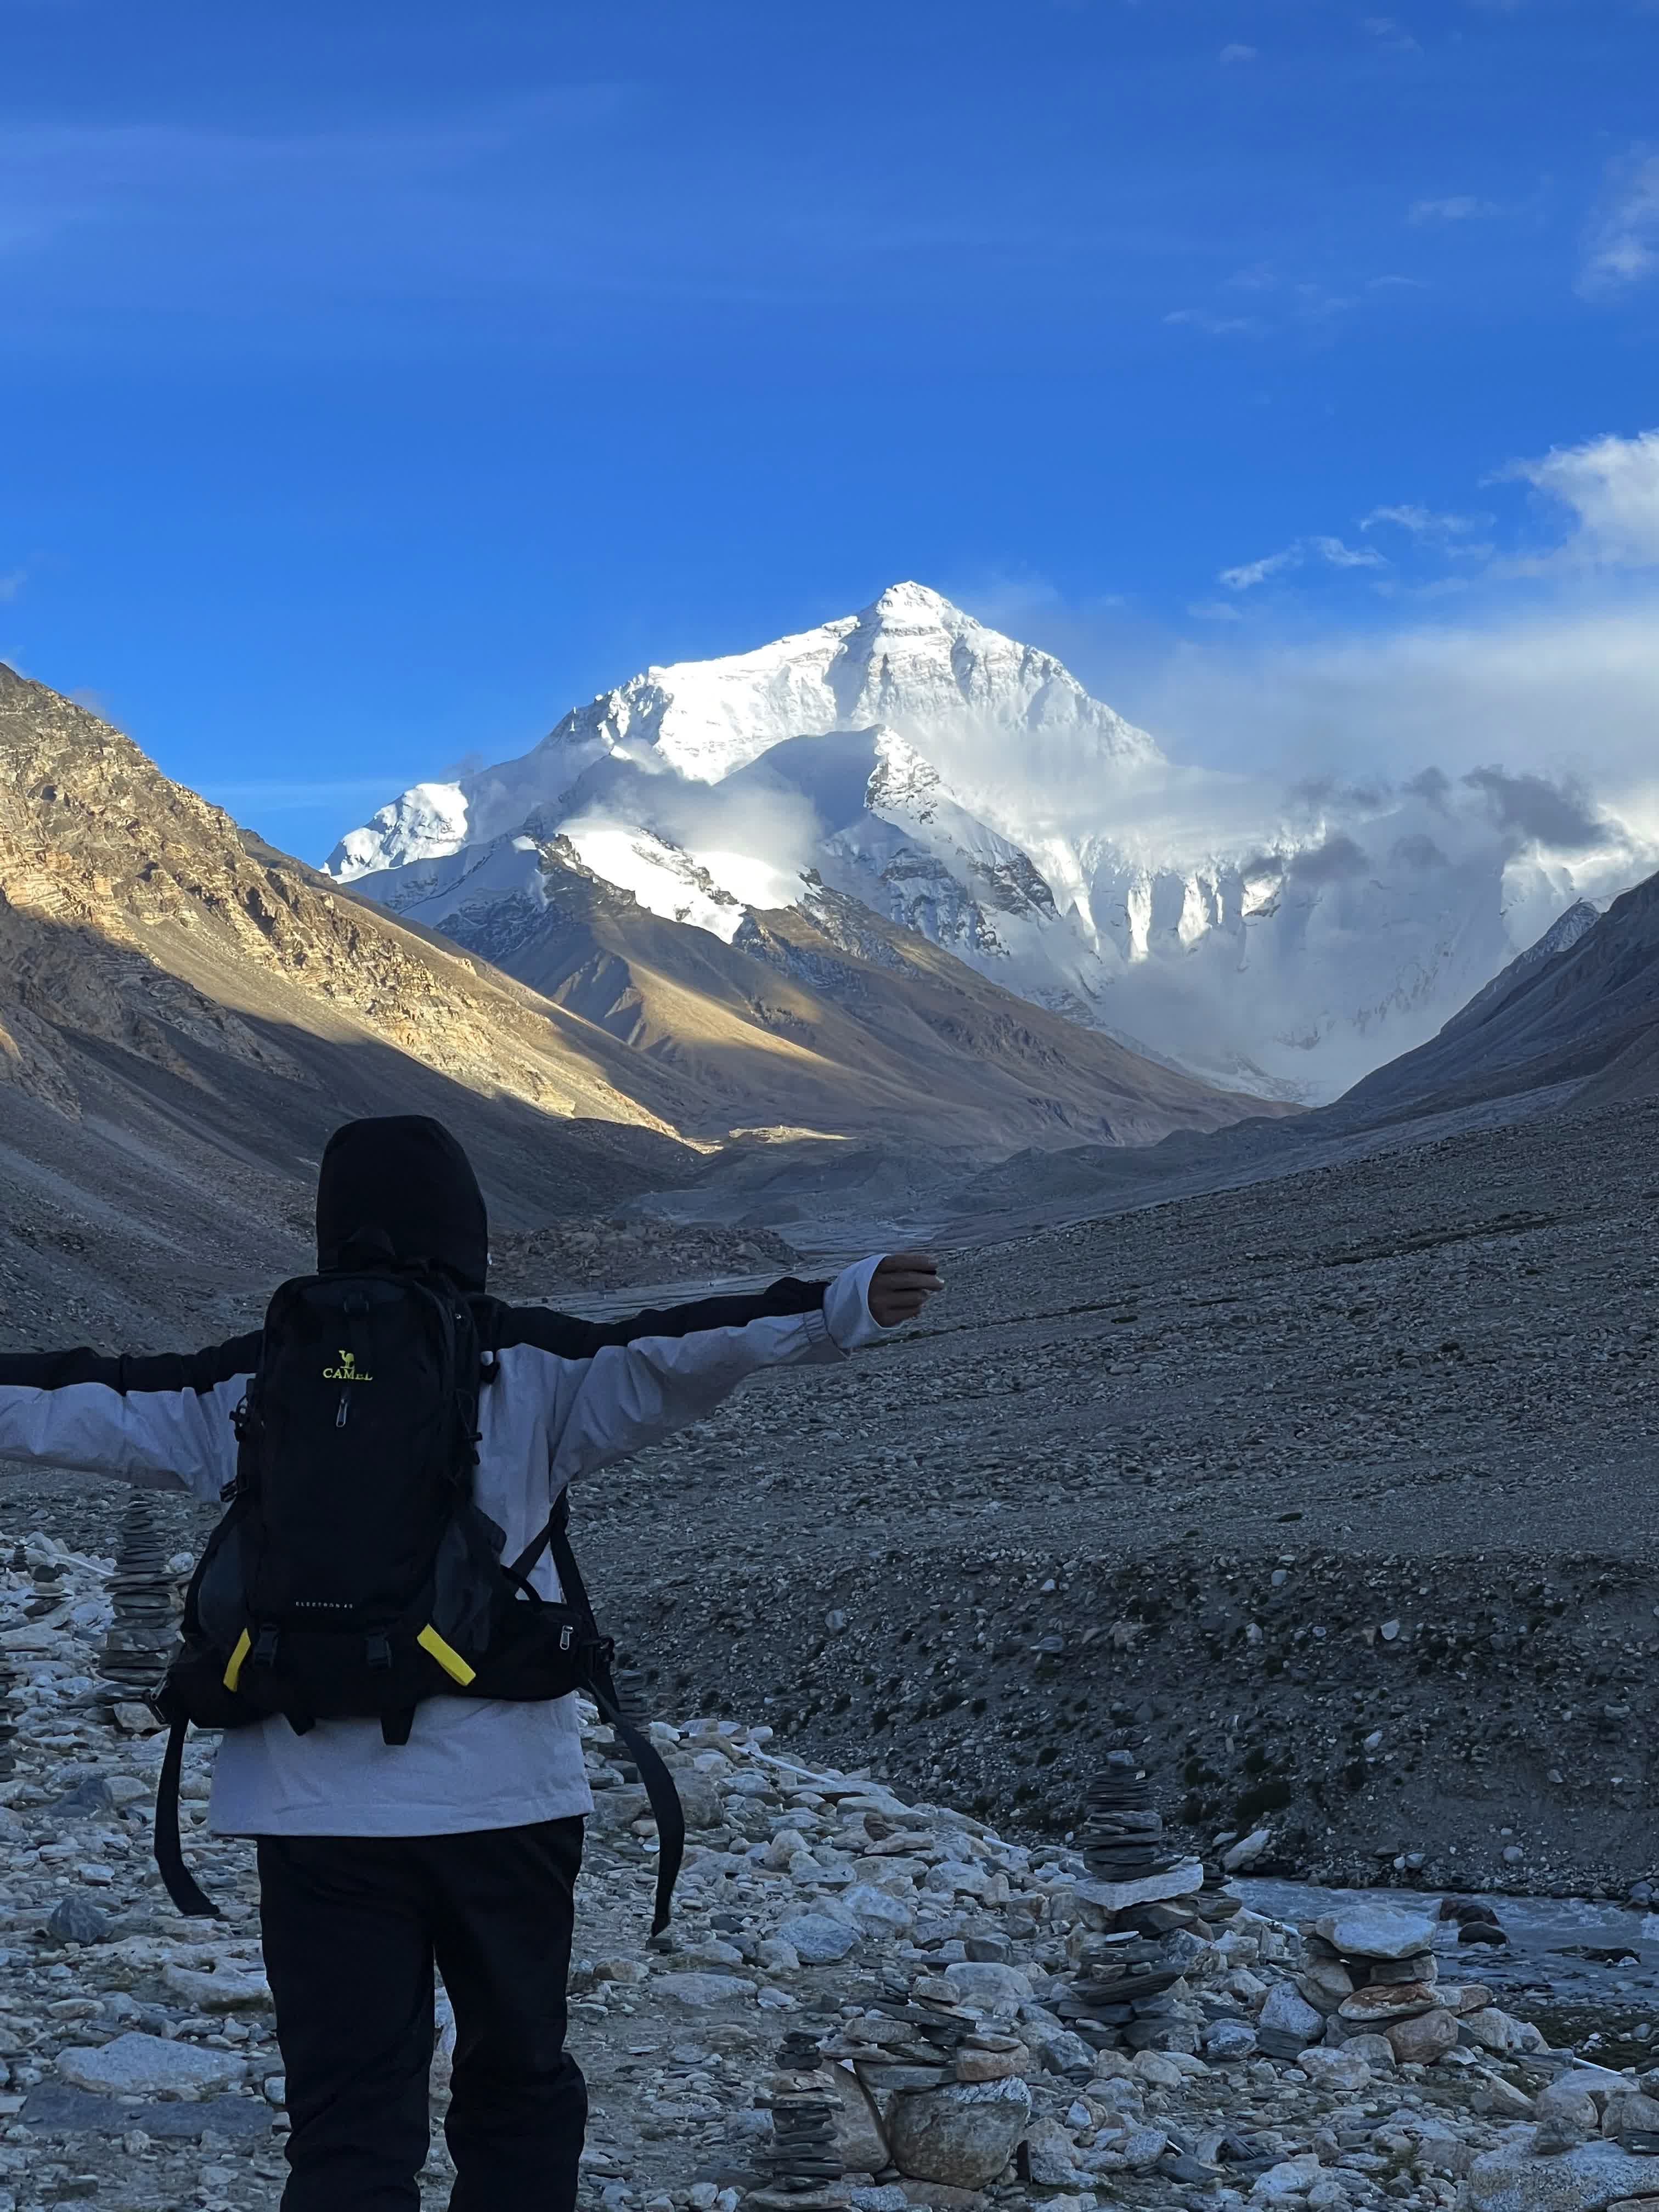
[336,1389,351,1430]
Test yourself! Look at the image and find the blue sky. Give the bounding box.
[2,0,1657,860]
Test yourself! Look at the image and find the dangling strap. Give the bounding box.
[153,1716,219,1920]
[539,1502,685,1939]
[588,1666,686,1940]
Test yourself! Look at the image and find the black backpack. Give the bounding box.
[151,1266,684,1931]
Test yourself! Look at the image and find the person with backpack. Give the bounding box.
[0,1114,941,2212]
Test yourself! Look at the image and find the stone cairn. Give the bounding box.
[98,1492,178,1714]
[761,2030,847,2206]
[764,2091,844,2198]
[1055,1754,1239,2055]
[797,1980,1032,2196]
[1282,1905,1460,2066]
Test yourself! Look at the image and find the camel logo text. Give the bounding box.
[322,1350,372,1384]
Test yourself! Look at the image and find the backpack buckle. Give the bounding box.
[251,1629,279,1668]
[366,1634,393,1671]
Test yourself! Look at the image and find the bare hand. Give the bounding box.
[867,1251,942,1329]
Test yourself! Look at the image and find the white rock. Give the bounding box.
[1299,2047,1372,2092]
[58,2032,246,2097]
[1223,1829,1273,1872]
[652,1972,760,2008]
[777,1913,858,1965]
[1310,1906,1436,1961]
[839,1884,916,1934]
[1468,2137,1659,2212]
[887,2076,1031,2190]
[941,1961,1032,2013]
[162,1963,272,2011]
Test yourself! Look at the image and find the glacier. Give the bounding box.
[326,582,1644,1103]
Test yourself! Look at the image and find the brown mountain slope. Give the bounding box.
[0,665,719,1343]
[433,839,1295,1151]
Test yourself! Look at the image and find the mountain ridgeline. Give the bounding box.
[0,662,1290,1345]
[330,583,1641,1105]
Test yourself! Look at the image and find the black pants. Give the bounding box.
[257,1818,586,2212]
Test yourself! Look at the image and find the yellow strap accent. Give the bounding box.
[417,1624,476,1686]
[222,1628,253,1694]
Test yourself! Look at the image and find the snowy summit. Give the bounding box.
[328,586,1639,1103]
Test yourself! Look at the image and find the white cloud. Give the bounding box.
[1581,151,1659,294]
[1409,195,1499,223]
[1164,307,1260,335]
[1362,15,1423,51]
[1308,534,1388,571]
[1219,536,1387,590]
[1218,42,1258,63]
[1363,504,1464,534]
[0,570,24,603]
[1135,595,1659,847]
[1502,428,1659,567]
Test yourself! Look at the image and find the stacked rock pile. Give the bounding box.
[798,1990,1034,2193]
[763,2087,844,2199]
[98,1491,178,1714]
[1053,1761,1238,2056]
[1263,1903,1551,2072]
[1080,1753,1181,1884]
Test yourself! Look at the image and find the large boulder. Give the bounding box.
[1469,2138,1659,2212]
[831,2072,890,2175]
[58,2034,245,2098]
[1312,1906,1437,1960]
[888,2077,1031,2189]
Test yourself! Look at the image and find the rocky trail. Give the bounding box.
[3,1524,1659,2212]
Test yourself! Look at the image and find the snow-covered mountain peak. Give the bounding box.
[326,584,1162,884]
[325,589,1647,1105]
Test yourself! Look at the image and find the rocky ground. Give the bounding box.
[489,1221,800,1300]
[5,1094,1655,1899]
[568,1093,1659,1898]
[3,1523,1657,2212]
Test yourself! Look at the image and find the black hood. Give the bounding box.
[314,1116,488,1291]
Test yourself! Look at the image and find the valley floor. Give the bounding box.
[574,1094,1659,1898]
[3,1094,1655,1899]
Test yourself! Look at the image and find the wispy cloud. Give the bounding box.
[1362,504,1492,552]
[0,569,25,603]
[1409,195,1500,223]
[1219,535,1388,590]
[1218,42,1257,64]
[1362,15,1424,52]
[1500,427,1659,567]
[1164,307,1260,336]
[1580,151,1659,294]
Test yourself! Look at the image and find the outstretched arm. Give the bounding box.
[496,1273,832,1359]
[545,1252,940,1488]
[0,1336,259,1499]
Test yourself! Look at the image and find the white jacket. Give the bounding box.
[0,1258,890,1836]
